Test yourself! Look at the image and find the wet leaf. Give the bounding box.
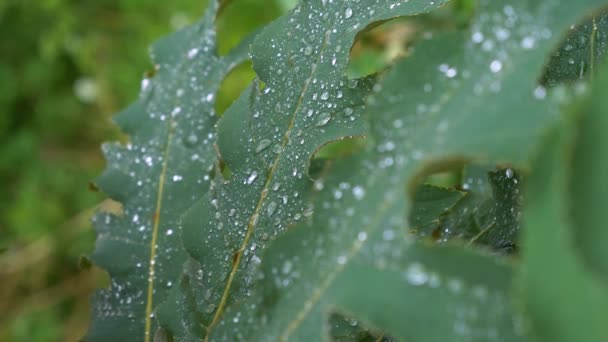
[87,1,254,340]
[421,166,523,253]
[89,0,608,341]
[213,155,525,340]
[161,1,450,339]
[543,11,608,86]
[519,102,608,342]
[409,184,466,233]
[213,0,608,340]
[569,63,608,282]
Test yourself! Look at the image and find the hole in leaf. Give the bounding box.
[312,137,367,161]
[215,61,255,116]
[348,19,418,78]
[409,162,523,255]
[308,137,367,180]
[216,0,285,55]
[347,3,472,79]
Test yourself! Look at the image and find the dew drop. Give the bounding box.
[534,86,547,100]
[141,78,151,91]
[521,36,536,50]
[185,134,198,146]
[357,231,367,242]
[344,7,353,19]
[471,31,484,43]
[247,171,258,185]
[187,48,199,59]
[256,139,272,153]
[406,263,428,286]
[490,60,503,73]
[315,112,331,127]
[352,186,365,200]
[267,201,278,217]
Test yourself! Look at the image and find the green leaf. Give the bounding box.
[213,0,608,339]
[519,110,608,342]
[543,12,608,86]
[330,245,522,342]
[409,184,466,233]
[161,1,450,339]
[423,166,523,253]
[213,155,524,340]
[87,2,254,340]
[569,63,608,282]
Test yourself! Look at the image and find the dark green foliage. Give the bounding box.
[89,0,608,341]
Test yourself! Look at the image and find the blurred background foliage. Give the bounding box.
[0,0,471,340]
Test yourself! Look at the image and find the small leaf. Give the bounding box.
[424,166,523,252]
[543,12,608,86]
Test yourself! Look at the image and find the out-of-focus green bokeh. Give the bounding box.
[0,0,470,340]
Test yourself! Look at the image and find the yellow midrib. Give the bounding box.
[144,122,175,342]
[203,26,334,342]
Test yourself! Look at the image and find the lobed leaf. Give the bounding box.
[87,1,254,340]
[163,1,451,340]
[214,0,608,340]
[89,0,608,341]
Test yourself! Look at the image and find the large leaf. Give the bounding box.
[213,0,608,340]
[568,63,608,282]
[87,1,254,340]
[159,1,450,340]
[214,153,525,341]
[519,91,608,342]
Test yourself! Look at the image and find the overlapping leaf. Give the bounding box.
[213,0,608,340]
[520,72,608,340]
[417,166,523,253]
[90,0,608,341]
[87,1,254,340]
[409,184,465,234]
[568,62,608,282]
[158,1,450,340]
[214,152,526,341]
[544,11,608,86]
